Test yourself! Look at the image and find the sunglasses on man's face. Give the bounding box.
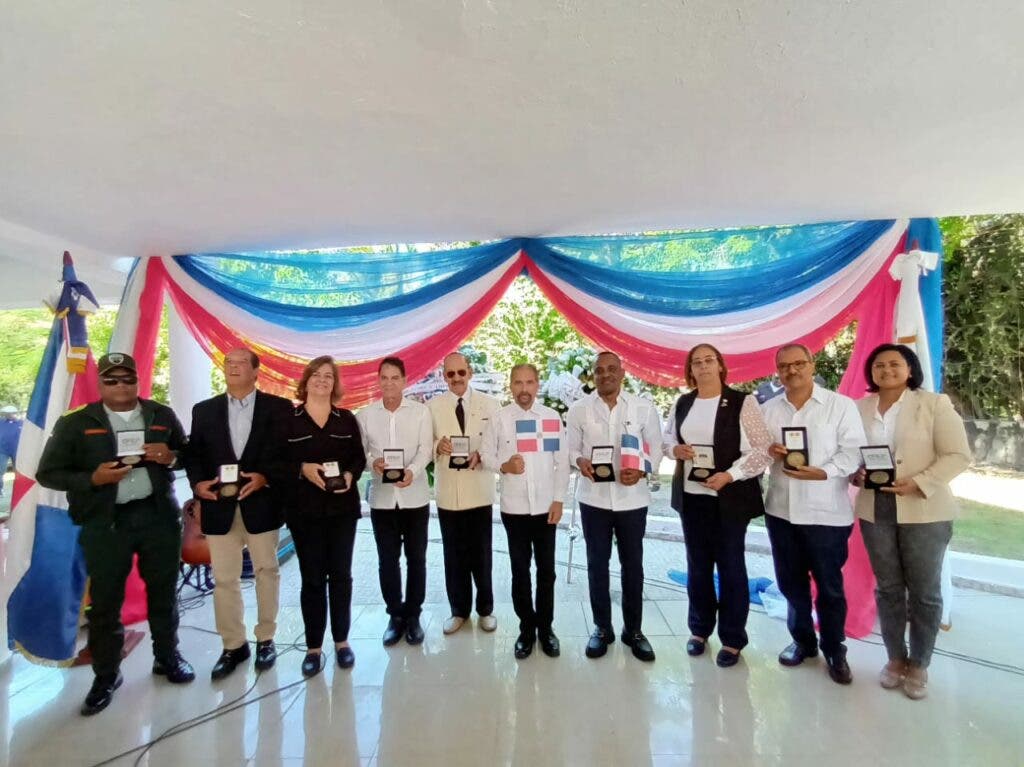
[101,375,138,386]
[445,369,468,379]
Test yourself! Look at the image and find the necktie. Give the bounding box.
[455,397,466,435]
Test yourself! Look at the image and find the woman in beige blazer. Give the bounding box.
[854,344,970,701]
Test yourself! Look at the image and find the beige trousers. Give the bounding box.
[207,506,280,649]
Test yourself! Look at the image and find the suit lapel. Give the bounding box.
[218,393,239,462]
[893,390,920,450]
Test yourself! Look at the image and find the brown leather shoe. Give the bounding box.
[879,659,907,689]
[902,666,929,700]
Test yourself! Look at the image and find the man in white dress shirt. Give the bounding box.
[356,357,434,647]
[482,364,568,659]
[566,351,663,662]
[761,344,866,685]
[429,352,500,635]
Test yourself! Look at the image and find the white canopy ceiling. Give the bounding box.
[2,1,1023,307]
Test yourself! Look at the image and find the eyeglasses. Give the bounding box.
[101,375,138,386]
[445,370,468,379]
[777,360,810,372]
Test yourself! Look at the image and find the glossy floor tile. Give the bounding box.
[2,520,1023,766]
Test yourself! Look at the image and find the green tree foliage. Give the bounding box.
[942,215,1024,419]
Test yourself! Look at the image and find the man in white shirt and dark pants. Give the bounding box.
[566,351,663,662]
[357,357,434,647]
[761,344,866,684]
[429,352,500,635]
[482,364,568,659]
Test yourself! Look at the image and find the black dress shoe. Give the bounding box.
[585,627,614,659]
[211,644,251,680]
[825,650,853,685]
[405,617,425,645]
[716,648,741,668]
[301,652,323,678]
[686,638,706,657]
[514,632,535,659]
[81,672,123,716]
[621,631,656,662]
[152,651,196,684]
[382,617,406,647]
[778,642,819,667]
[538,631,560,658]
[254,640,277,671]
[336,646,355,669]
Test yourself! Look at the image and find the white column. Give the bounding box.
[167,301,213,434]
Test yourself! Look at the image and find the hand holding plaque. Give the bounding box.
[322,460,348,492]
[688,444,716,482]
[114,430,146,469]
[590,446,615,483]
[861,446,896,490]
[217,463,241,499]
[449,436,471,470]
[781,427,809,470]
[382,449,406,484]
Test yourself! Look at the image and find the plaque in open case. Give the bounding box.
[322,460,347,492]
[449,436,471,470]
[861,445,896,490]
[782,427,809,470]
[218,463,241,499]
[591,445,615,482]
[688,444,716,482]
[114,430,146,469]
[382,449,406,484]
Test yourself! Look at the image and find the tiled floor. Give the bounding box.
[2,517,1023,766]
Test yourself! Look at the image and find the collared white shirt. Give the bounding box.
[662,393,773,497]
[867,389,908,449]
[227,389,257,459]
[761,384,866,525]
[357,397,433,509]
[429,387,498,510]
[566,390,663,511]
[481,401,569,516]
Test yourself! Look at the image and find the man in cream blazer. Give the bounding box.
[428,352,501,634]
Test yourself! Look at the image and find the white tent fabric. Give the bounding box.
[2,2,1024,306]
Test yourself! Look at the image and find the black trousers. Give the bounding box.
[765,515,852,655]
[579,503,647,634]
[501,512,557,636]
[289,511,358,648]
[78,497,182,677]
[370,505,429,619]
[679,492,750,649]
[437,505,494,618]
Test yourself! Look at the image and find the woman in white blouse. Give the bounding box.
[854,344,970,700]
[664,344,772,667]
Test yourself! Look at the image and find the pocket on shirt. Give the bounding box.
[329,434,352,440]
[287,435,313,443]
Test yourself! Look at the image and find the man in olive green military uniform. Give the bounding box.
[37,353,196,715]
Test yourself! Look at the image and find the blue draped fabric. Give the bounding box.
[528,219,895,315]
[174,239,523,330]
[906,218,945,390]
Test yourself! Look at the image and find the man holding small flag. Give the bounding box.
[566,351,663,662]
[481,364,568,659]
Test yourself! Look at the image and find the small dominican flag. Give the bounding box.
[620,433,653,473]
[515,418,561,453]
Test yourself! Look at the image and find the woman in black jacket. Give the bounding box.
[664,344,772,667]
[278,356,366,676]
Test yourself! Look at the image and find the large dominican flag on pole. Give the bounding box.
[515,419,562,453]
[0,253,100,665]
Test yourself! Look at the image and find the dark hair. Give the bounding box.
[378,356,406,377]
[296,356,344,403]
[863,344,924,392]
[685,343,728,388]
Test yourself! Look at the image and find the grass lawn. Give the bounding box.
[950,498,1024,560]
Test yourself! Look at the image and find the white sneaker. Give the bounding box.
[478,615,498,632]
[442,616,466,635]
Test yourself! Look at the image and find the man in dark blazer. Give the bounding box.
[184,348,292,680]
